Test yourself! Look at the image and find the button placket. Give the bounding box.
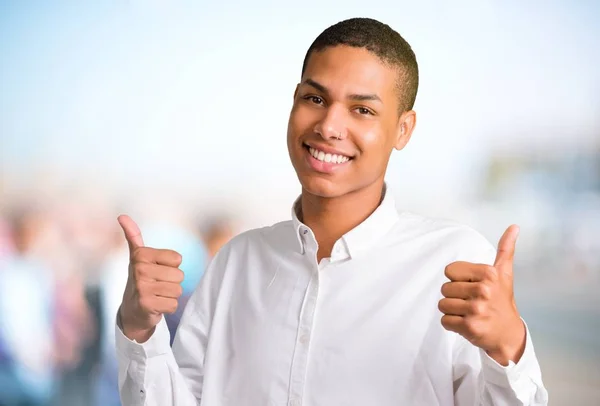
[288,265,319,404]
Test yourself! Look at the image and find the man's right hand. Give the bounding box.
[117,215,185,343]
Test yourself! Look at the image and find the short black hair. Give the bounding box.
[301,17,419,112]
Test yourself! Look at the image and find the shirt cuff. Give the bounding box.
[479,319,538,389]
[115,313,172,361]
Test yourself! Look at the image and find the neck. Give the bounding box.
[300,180,385,262]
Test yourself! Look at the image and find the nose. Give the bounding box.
[313,104,347,141]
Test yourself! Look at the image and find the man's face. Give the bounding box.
[287,45,414,198]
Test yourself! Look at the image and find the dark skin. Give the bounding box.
[117,44,526,366]
[287,45,416,261]
[286,45,525,367]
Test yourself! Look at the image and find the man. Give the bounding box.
[115,18,548,405]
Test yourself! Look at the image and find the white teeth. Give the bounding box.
[308,147,350,164]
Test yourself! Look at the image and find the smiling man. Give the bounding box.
[115,18,548,405]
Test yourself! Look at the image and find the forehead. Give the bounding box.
[302,45,397,99]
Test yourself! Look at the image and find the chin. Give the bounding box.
[298,173,350,198]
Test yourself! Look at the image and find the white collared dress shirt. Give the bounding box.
[116,189,548,405]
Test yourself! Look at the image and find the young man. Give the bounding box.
[116,18,548,405]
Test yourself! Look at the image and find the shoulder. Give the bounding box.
[217,220,296,255]
[186,220,296,307]
[204,220,297,275]
[391,211,497,264]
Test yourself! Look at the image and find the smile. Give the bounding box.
[307,147,351,164]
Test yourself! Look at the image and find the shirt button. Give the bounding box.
[302,229,308,235]
[290,398,302,406]
[299,334,309,345]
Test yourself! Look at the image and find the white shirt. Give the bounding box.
[116,188,548,405]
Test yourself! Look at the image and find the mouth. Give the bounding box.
[303,143,352,165]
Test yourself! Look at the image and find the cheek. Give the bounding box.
[360,130,380,145]
[354,126,391,157]
[290,104,325,137]
[289,106,308,133]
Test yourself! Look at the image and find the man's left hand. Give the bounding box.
[439,225,526,366]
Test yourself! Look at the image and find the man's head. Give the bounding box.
[287,17,419,199]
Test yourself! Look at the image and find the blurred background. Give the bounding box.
[0,1,598,405]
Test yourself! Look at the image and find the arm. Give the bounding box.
[441,225,549,405]
[115,253,221,406]
[116,311,202,406]
[453,322,549,405]
[114,215,223,406]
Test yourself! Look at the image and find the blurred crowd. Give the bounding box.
[0,187,238,406]
[0,141,598,406]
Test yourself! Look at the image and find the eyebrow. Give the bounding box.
[302,78,382,103]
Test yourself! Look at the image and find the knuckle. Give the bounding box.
[477,283,491,299]
[130,246,142,260]
[470,301,485,315]
[132,247,149,262]
[466,319,485,339]
[175,284,183,297]
[463,317,477,333]
[483,265,498,281]
[138,296,152,313]
[135,262,149,278]
[134,279,146,294]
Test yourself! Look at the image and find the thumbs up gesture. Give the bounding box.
[438,225,526,366]
[117,215,185,343]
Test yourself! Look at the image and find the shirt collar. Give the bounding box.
[291,184,400,258]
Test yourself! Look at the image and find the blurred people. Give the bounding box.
[0,204,57,406]
[198,215,237,259]
[50,195,109,406]
[95,223,129,406]
[0,215,14,261]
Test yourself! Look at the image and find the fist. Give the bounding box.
[117,215,185,342]
[438,225,526,366]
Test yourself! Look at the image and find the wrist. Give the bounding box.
[118,306,155,343]
[486,318,526,366]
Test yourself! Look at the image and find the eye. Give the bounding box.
[356,107,374,115]
[303,95,324,105]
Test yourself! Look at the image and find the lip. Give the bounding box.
[303,145,352,174]
[303,142,353,158]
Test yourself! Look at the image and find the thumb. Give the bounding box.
[494,224,519,271]
[117,215,145,253]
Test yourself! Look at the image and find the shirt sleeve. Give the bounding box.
[115,312,201,406]
[452,320,548,405]
[115,247,228,406]
[478,320,548,405]
[451,227,549,405]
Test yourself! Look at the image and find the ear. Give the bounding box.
[394,110,417,151]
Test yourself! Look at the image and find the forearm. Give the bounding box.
[454,323,548,406]
[116,317,200,406]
